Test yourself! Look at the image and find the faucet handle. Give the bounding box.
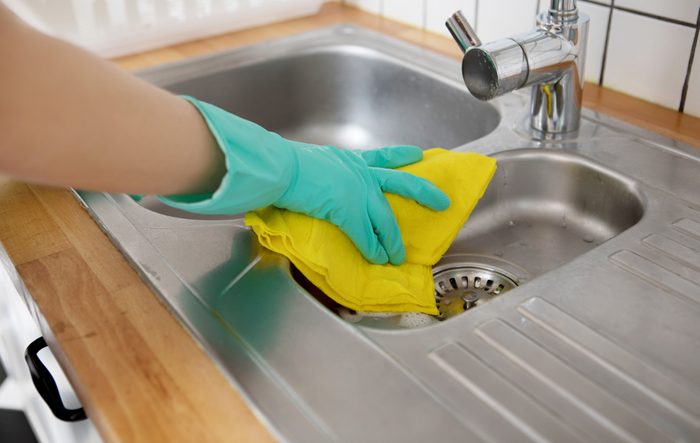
[446,11,481,53]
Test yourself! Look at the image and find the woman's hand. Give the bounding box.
[159,98,450,265]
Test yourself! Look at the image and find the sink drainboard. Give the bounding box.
[292,254,525,330]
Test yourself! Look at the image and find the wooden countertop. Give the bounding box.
[0,3,698,443]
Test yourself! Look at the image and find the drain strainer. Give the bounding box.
[293,254,527,329]
[433,265,518,320]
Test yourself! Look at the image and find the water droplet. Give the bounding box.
[560,216,567,228]
[508,220,515,227]
[494,251,504,257]
[583,234,595,243]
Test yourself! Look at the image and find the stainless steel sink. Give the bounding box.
[159,43,500,150]
[446,149,644,279]
[76,26,700,443]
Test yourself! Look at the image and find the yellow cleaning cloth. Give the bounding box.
[244,148,497,315]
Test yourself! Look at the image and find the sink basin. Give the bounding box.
[295,148,645,327]
[77,25,700,443]
[135,34,499,220]
[159,46,500,150]
[444,149,644,280]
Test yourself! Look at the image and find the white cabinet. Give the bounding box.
[0,244,101,443]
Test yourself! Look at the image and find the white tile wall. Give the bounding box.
[345,0,700,116]
[616,0,699,24]
[477,0,539,42]
[605,10,694,109]
[579,2,611,83]
[425,0,476,38]
[686,44,700,116]
[384,0,423,28]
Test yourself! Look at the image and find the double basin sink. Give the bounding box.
[79,26,700,442]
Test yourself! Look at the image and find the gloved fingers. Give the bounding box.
[357,145,423,169]
[367,190,406,265]
[336,206,390,265]
[373,168,451,211]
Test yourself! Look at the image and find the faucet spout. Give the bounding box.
[446,5,589,135]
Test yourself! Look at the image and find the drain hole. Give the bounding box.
[449,277,458,289]
[433,264,519,321]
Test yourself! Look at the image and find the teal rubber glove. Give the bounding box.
[159,96,450,265]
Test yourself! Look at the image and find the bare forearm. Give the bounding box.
[0,6,224,195]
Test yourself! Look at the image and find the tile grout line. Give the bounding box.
[579,0,696,28]
[474,0,480,34]
[612,4,696,28]
[679,7,700,113]
[598,0,614,86]
[421,0,427,32]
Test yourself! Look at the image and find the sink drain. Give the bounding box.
[292,254,526,329]
[433,265,518,320]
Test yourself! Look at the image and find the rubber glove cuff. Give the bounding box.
[157,96,295,214]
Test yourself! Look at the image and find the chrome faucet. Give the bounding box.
[446,0,589,135]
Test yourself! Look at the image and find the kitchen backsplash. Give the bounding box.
[344,0,700,117]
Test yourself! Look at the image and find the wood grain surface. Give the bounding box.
[0,182,275,443]
[0,3,698,443]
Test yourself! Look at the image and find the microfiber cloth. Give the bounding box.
[244,148,497,315]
